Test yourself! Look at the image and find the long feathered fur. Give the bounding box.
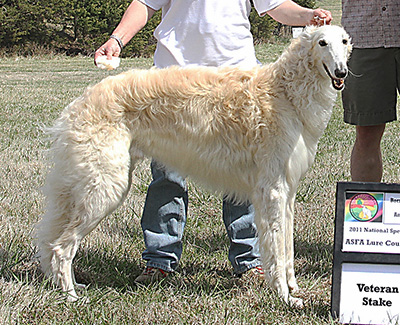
[36,25,351,306]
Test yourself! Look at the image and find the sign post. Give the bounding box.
[331,182,400,324]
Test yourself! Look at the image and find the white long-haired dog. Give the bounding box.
[36,25,351,306]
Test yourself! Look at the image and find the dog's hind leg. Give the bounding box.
[37,131,136,301]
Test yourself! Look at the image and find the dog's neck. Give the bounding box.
[269,37,337,139]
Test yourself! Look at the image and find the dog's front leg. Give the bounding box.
[252,184,290,303]
[285,193,303,308]
[285,192,298,293]
[252,183,303,308]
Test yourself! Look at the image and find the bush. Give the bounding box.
[0,0,49,47]
[0,0,133,56]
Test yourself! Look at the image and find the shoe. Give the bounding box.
[134,266,170,284]
[239,265,265,284]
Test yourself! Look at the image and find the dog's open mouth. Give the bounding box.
[331,78,344,91]
[323,64,345,91]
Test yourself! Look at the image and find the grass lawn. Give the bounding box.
[1,17,400,325]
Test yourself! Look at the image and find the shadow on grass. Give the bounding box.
[294,239,333,276]
[0,235,333,287]
[1,227,334,321]
[0,246,44,286]
[70,236,236,294]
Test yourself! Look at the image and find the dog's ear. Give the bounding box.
[334,27,353,59]
[346,36,353,59]
[300,25,317,42]
[293,25,316,55]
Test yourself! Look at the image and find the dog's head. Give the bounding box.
[303,25,352,91]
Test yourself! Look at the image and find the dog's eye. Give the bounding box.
[319,40,328,47]
[342,39,348,45]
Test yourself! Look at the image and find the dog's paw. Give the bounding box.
[289,296,304,309]
[74,282,87,290]
[288,280,299,294]
[95,56,120,70]
[66,291,79,302]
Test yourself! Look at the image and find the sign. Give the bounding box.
[331,182,400,325]
[339,263,400,324]
[292,27,304,38]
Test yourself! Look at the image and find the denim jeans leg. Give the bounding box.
[141,160,188,272]
[222,199,261,274]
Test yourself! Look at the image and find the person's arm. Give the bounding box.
[266,0,332,26]
[95,0,156,62]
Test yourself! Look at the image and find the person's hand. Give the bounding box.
[310,8,332,26]
[94,38,121,66]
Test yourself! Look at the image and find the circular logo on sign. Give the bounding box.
[349,193,378,222]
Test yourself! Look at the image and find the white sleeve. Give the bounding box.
[252,0,287,16]
[138,0,169,11]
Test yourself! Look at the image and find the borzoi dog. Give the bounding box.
[36,25,351,306]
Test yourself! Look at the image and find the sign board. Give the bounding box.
[331,182,400,324]
[292,27,304,38]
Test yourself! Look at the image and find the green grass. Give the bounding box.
[1,35,399,324]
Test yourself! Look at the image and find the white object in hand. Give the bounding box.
[96,56,120,70]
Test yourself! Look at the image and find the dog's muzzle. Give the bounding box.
[323,64,347,91]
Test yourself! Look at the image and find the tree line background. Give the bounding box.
[0,0,315,57]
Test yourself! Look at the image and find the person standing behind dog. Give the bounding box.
[94,0,332,284]
[341,1,400,182]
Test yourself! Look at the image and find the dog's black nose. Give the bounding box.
[334,68,347,79]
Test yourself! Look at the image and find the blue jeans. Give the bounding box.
[141,161,261,274]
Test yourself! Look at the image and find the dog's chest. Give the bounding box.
[286,133,317,186]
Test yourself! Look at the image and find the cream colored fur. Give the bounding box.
[36,25,351,306]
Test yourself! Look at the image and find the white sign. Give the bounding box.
[292,27,303,38]
[342,192,400,253]
[339,263,400,324]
